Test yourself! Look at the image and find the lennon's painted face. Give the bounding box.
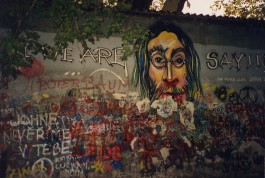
[148,31,187,99]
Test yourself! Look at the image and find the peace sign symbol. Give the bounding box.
[32,158,54,178]
[239,86,258,104]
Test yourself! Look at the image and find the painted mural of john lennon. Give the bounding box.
[132,21,203,104]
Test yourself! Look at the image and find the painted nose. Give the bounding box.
[166,61,173,80]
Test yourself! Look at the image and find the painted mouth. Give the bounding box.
[163,85,185,95]
[152,79,185,102]
[163,78,179,88]
[162,92,179,95]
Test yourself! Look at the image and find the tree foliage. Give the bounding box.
[212,0,265,20]
[0,0,151,87]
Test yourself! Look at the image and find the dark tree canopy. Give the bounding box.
[125,0,153,10]
[162,0,188,13]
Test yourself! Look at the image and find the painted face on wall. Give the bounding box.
[148,31,187,99]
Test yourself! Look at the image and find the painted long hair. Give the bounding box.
[131,21,203,101]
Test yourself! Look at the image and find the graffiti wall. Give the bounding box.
[0,22,264,178]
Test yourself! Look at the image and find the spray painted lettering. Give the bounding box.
[206,51,265,71]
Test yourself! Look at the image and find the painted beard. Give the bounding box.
[150,78,187,102]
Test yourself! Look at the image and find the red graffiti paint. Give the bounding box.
[18,59,44,78]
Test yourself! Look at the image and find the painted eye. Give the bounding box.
[151,55,166,69]
[155,57,164,64]
[172,57,185,68]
